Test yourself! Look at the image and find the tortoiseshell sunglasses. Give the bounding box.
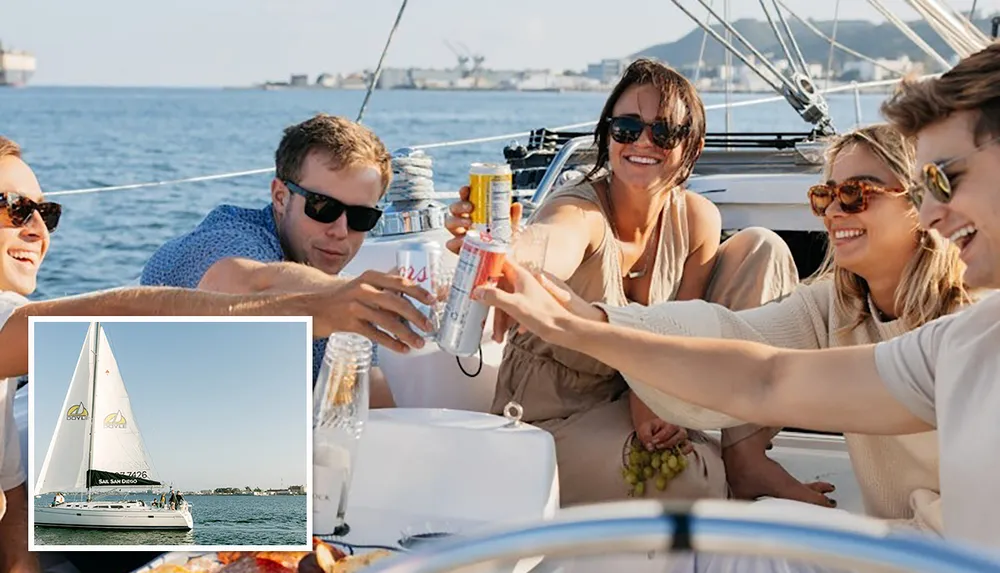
[0,192,61,232]
[807,180,905,217]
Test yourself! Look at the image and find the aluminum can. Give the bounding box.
[437,231,507,357]
[469,162,513,243]
[395,239,443,339]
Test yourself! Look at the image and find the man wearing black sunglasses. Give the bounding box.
[141,114,422,407]
[0,134,434,573]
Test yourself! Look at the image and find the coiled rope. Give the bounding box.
[385,148,436,203]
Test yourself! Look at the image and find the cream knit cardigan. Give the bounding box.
[596,278,942,533]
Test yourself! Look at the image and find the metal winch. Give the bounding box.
[370,148,448,237]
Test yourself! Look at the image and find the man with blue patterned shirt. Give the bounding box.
[141,114,416,407]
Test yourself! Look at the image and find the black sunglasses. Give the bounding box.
[910,134,1000,208]
[0,192,61,232]
[607,116,691,150]
[282,180,383,232]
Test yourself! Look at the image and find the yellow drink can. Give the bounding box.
[468,162,513,243]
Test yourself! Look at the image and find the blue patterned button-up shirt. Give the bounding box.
[139,204,378,383]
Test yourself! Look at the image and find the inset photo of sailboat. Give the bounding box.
[28,318,311,551]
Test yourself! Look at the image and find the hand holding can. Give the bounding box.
[395,240,445,339]
[446,185,523,255]
[437,231,507,357]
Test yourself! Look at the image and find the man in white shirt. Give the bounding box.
[0,134,433,572]
[476,42,1000,553]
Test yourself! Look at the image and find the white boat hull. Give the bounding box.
[35,501,193,530]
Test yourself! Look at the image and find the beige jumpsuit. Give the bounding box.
[491,178,799,506]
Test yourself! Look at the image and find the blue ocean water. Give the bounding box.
[33,494,307,546]
[0,87,889,300]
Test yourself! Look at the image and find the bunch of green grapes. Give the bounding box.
[621,433,689,497]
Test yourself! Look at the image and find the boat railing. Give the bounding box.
[514,129,825,219]
[363,500,1000,573]
[523,135,592,211]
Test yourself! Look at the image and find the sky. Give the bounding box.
[31,319,310,492]
[1,0,994,87]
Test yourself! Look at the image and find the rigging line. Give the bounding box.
[685,0,797,94]
[758,0,802,76]
[694,0,715,83]
[671,0,787,94]
[778,0,908,79]
[825,0,842,91]
[911,0,986,50]
[866,0,953,69]
[724,0,732,138]
[957,0,992,40]
[356,0,410,124]
[926,0,989,50]
[769,0,811,78]
[905,0,975,54]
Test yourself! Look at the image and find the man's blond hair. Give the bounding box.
[275,114,392,197]
[0,136,21,160]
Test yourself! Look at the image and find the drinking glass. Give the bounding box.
[510,224,549,276]
[312,333,372,536]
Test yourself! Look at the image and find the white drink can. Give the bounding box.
[395,239,443,339]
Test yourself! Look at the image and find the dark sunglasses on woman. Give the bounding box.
[607,116,691,150]
[910,134,1000,208]
[0,192,61,232]
[807,180,905,217]
[283,180,383,232]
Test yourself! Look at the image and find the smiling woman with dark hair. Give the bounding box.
[446,59,804,506]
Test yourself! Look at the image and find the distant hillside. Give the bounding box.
[631,13,998,69]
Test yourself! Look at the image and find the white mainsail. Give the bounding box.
[88,324,160,489]
[35,323,161,496]
[34,323,97,494]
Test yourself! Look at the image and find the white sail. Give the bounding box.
[88,325,160,489]
[34,324,97,495]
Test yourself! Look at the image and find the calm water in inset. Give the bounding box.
[33,494,307,546]
[0,87,890,300]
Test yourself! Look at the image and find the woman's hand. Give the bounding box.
[517,272,606,328]
[447,184,524,341]
[445,185,523,255]
[630,393,693,453]
[472,259,583,347]
[634,418,694,454]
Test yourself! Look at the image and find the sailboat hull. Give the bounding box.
[35,501,193,530]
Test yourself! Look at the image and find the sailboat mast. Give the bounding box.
[85,322,100,502]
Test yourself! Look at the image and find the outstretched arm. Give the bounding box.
[0,278,434,379]
[473,260,933,437]
[568,322,929,435]
[198,257,347,294]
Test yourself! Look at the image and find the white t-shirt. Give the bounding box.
[874,291,1000,550]
[0,291,28,523]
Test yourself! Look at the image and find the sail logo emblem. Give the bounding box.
[66,403,89,421]
[103,410,127,429]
